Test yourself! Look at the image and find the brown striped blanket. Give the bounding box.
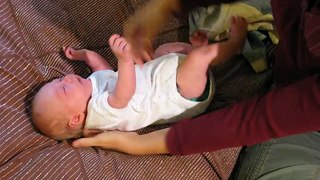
[0,0,273,179]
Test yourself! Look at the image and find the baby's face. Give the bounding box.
[36,74,92,119]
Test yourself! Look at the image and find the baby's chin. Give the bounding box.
[84,78,93,90]
[83,78,93,99]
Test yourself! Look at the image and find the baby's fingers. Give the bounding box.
[63,46,76,60]
[108,34,121,46]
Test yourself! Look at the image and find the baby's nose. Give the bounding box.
[63,75,73,83]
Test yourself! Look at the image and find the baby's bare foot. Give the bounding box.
[63,46,87,61]
[109,34,134,64]
[189,31,209,47]
[229,16,247,53]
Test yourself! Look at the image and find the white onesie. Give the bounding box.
[85,53,214,131]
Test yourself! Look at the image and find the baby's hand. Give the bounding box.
[63,46,86,62]
[109,34,135,64]
[63,46,113,72]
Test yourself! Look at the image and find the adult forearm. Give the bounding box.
[167,75,320,155]
[126,128,170,155]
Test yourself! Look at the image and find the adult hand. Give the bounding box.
[124,23,153,64]
[72,130,139,154]
[72,128,170,155]
[123,0,181,64]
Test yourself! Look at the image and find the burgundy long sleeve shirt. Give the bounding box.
[167,0,320,155]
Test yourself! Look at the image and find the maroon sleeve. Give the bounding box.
[167,75,320,155]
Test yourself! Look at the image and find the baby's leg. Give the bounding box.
[64,47,113,71]
[154,42,193,58]
[177,16,247,99]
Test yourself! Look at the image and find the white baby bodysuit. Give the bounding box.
[85,53,214,131]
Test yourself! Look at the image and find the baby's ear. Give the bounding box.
[68,113,85,128]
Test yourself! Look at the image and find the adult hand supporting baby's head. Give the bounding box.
[73,128,171,155]
[72,130,139,154]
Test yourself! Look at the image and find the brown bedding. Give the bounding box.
[0,0,273,179]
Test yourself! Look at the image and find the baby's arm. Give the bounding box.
[107,34,136,108]
[64,47,113,72]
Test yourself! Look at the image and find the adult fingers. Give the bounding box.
[141,47,153,61]
[72,136,101,148]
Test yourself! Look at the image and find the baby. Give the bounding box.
[31,17,247,140]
